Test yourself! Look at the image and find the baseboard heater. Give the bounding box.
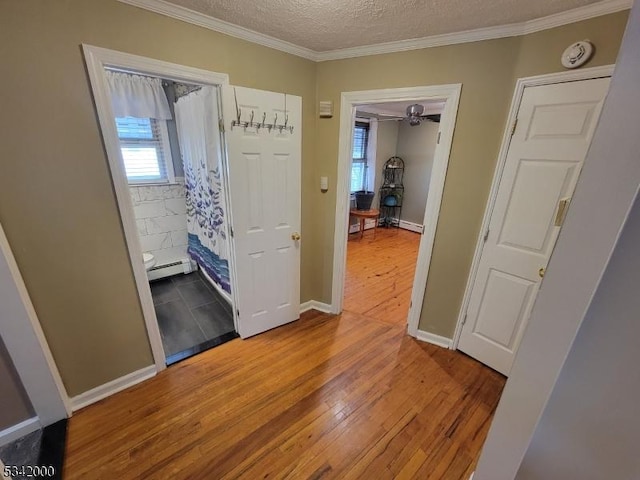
[147,257,194,281]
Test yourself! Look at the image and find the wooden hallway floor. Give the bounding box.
[64,233,505,479]
[344,227,421,325]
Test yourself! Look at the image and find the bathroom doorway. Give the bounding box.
[85,46,303,372]
[113,72,237,365]
[84,46,238,367]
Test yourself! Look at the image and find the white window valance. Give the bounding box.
[105,70,172,120]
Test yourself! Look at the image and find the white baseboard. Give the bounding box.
[71,365,157,412]
[348,219,378,234]
[398,219,424,233]
[0,417,40,447]
[352,217,424,234]
[350,218,423,234]
[146,257,193,281]
[416,329,453,349]
[300,300,333,314]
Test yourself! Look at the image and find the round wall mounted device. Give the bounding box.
[561,40,594,69]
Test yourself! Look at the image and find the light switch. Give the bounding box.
[320,176,329,192]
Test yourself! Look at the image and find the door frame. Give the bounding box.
[331,84,462,337]
[82,45,232,372]
[451,64,615,350]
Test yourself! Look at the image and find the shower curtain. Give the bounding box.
[175,86,231,294]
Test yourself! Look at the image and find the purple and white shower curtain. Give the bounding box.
[174,86,231,294]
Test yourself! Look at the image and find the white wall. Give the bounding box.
[396,121,439,225]
[129,179,188,266]
[475,5,640,478]
[516,193,640,479]
[372,120,399,207]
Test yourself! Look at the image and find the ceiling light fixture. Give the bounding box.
[407,104,425,126]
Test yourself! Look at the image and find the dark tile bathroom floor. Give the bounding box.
[0,419,66,480]
[0,429,41,478]
[151,271,237,365]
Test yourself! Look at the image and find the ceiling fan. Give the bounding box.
[361,104,441,126]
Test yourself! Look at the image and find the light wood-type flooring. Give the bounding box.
[64,228,505,479]
[344,227,421,326]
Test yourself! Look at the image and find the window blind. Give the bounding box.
[352,124,368,161]
[115,117,172,183]
[351,122,369,192]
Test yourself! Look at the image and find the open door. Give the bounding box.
[221,86,302,338]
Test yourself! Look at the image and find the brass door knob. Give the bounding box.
[539,267,545,278]
[291,232,301,241]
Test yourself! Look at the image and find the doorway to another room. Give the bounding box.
[333,85,461,335]
[108,69,238,365]
[344,101,444,325]
[85,45,304,373]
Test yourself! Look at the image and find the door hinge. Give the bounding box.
[462,312,468,326]
[219,118,225,133]
[236,309,240,318]
[437,131,442,144]
[510,118,518,137]
[230,226,234,238]
[421,225,426,235]
[483,227,490,243]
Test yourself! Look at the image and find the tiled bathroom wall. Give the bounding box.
[130,179,188,266]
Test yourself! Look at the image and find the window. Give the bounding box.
[351,122,369,192]
[115,116,175,184]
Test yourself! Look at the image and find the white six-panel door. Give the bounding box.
[458,78,610,375]
[221,86,301,338]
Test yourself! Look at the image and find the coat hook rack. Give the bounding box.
[229,89,296,134]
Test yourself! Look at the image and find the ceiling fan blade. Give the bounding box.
[418,114,441,122]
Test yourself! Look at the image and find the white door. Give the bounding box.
[458,77,610,375]
[221,85,301,338]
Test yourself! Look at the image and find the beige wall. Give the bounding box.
[0,337,33,430]
[315,11,628,337]
[0,0,316,396]
[0,0,629,397]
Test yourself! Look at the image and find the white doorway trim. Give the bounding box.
[331,84,462,338]
[451,64,615,350]
[0,221,71,428]
[82,45,230,373]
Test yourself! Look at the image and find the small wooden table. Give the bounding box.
[350,208,380,239]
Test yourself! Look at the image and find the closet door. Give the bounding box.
[458,77,610,375]
[221,86,301,338]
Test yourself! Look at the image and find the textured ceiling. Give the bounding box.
[165,0,603,51]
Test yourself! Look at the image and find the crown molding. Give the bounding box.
[118,0,632,63]
[118,0,318,61]
[522,0,632,35]
[316,0,632,61]
[316,23,523,61]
